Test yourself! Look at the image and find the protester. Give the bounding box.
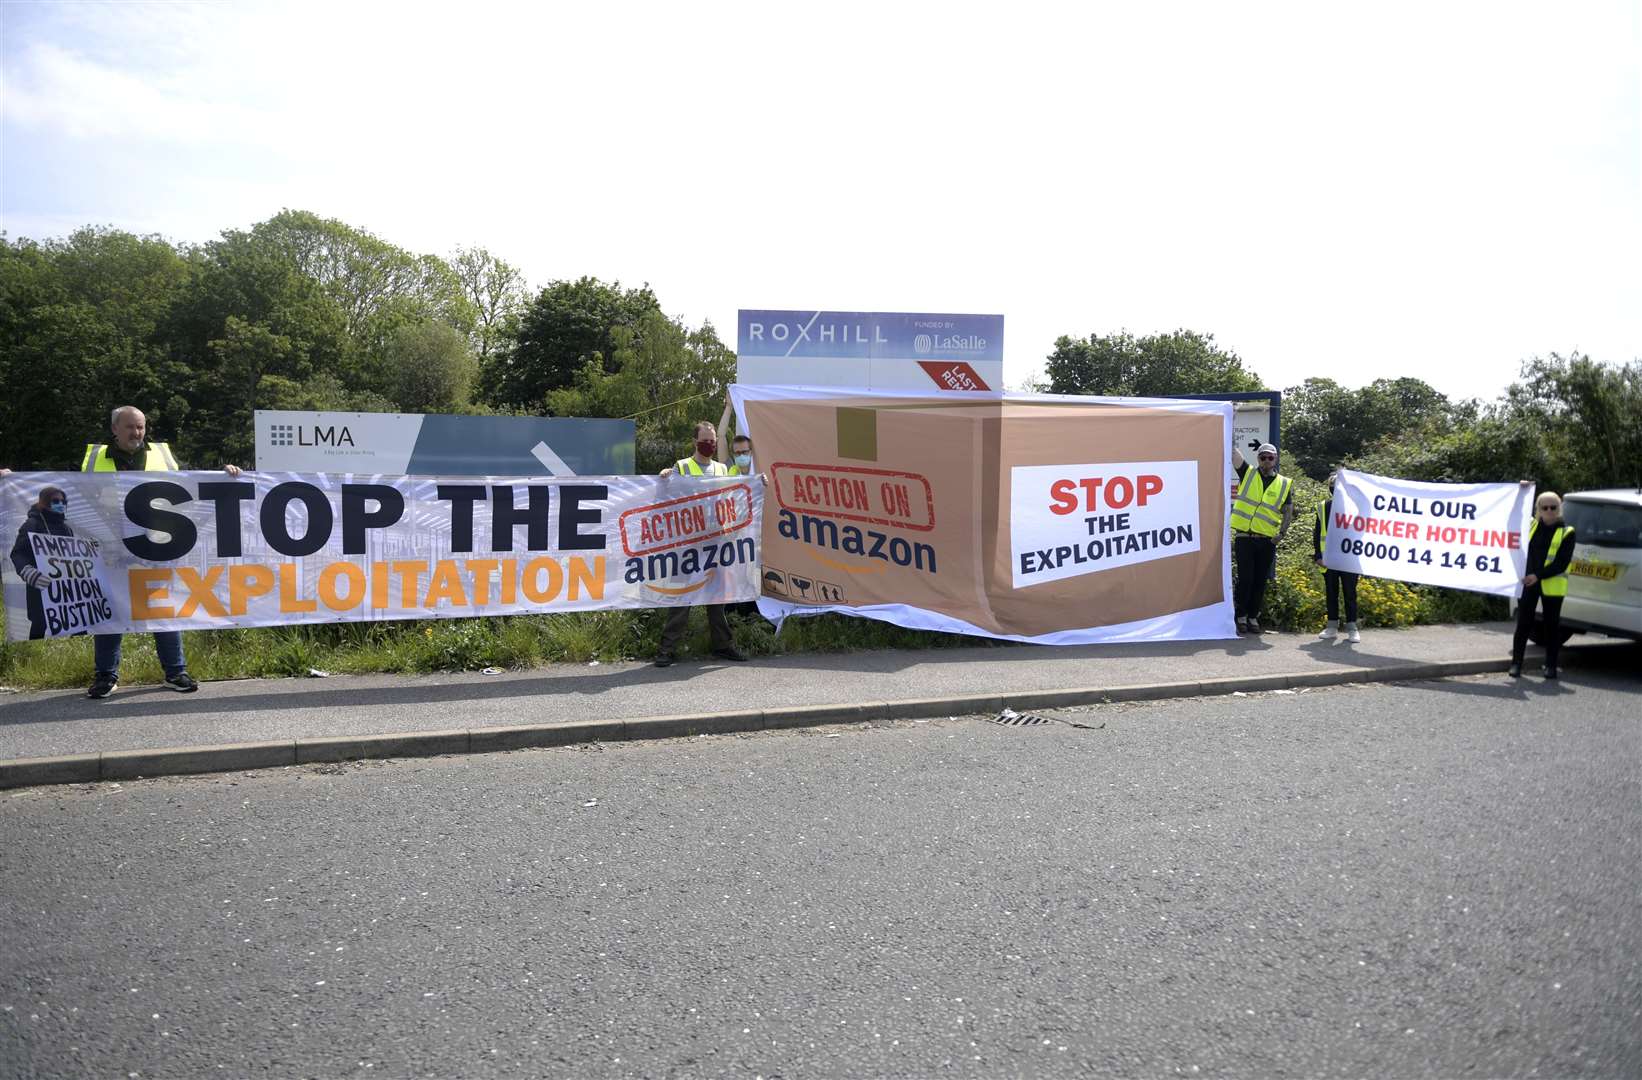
[8,485,75,641]
[1312,471,1361,643]
[1510,491,1576,679]
[1229,442,1294,634]
[81,406,242,699]
[654,421,748,667]
[724,433,767,623]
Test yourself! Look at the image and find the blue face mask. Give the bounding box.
[734,453,752,470]
[48,501,67,515]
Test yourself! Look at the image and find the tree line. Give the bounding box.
[1045,331,1641,496]
[0,211,731,474]
[4,210,1637,492]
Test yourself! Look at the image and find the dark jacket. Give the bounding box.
[10,506,75,640]
[1525,519,1576,582]
[9,506,72,575]
[1313,496,1361,577]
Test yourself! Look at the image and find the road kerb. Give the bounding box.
[762,702,870,729]
[878,694,1005,720]
[0,753,101,788]
[0,656,1520,789]
[467,718,626,753]
[1194,674,1294,696]
[1028,681,1205,708]
[627,710,763,740]
[296,729,470,765]
[100,741,297,782]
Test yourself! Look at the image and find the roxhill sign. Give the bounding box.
[736,310,1003,392]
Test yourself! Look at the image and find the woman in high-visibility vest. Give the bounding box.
[1511,491,1577,679]
[1312,471,1361,643]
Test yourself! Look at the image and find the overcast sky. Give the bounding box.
[3,1,1637,401]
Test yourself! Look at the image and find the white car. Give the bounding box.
[1535,489,1642,641]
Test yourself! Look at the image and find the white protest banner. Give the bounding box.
[0,472,762,641]
[1322,469,1532,596]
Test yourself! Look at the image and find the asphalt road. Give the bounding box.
[2,669,1639,1079]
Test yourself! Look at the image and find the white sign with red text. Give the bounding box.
[1010,460,1202,588]
[1322,469,1532,597]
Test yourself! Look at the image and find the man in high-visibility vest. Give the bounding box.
[728,434,755,476]
[654,421,749,668]
[1510,491,1577,679]
[723,433,772,623]
[82,405,242,699]
[1230,442,1294,634]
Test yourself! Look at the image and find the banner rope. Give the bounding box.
[622,390,716,421]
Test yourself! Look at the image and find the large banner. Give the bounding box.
[729,385,1235,644]
[1,472,760,641]
[737,311,1004,392]
[1322,469,1532,596]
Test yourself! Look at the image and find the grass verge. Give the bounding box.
[0,609,1005,691]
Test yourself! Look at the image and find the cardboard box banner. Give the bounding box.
[1322,469,1533,597]
[730,385,1236,644]
[0,472,762,641]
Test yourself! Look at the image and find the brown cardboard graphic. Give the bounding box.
[745,395,1225,636]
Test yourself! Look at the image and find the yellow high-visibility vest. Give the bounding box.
[1231,467,1291,537]
[1529,520,1572,597]
[81,443,179,472]
[674,457,728,477]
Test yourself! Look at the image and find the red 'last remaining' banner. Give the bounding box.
[917,361,990,391]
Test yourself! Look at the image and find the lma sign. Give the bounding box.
[737,310,1004,392]
[254,411,636,476]
[265,421,355,449]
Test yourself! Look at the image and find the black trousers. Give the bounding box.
[1233,534,1278,619]
[1325,570,1359,623]
[1512,585,1565,668]
[659,604,732,656]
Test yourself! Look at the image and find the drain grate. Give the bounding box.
[989,707,1105,731]
[990,708,1051,727]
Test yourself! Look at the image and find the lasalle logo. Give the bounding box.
[913,333,989,355]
